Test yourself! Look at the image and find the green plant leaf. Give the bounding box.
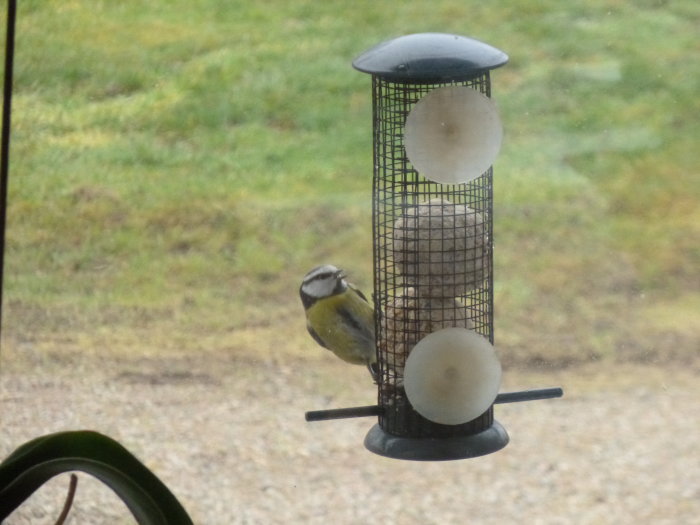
[0,430,193,524]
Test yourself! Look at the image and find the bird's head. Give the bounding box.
[300,264,347,308]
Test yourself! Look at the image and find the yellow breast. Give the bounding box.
[306,290,375,365]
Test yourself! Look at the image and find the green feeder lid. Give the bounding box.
[353,32,508,83]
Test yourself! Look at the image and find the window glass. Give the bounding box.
[2,2,697,523]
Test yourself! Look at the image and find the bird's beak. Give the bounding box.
[335,269,346,280]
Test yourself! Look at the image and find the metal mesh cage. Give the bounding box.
[371,73,495,438]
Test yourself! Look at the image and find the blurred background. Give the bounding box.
[1,1,698,523]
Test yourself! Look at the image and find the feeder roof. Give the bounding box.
[352,33,508,83]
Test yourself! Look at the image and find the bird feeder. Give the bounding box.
[305,33,563,461]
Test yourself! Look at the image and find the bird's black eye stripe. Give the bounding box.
[304,268,336,285]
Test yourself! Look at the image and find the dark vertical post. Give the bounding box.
[0,0,18,353]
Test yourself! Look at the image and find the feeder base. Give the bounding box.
[364,420,509,461]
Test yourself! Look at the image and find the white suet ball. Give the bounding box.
[392,198,487,298]
[380,287,473,377]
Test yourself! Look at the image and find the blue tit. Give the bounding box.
[300,264,378,381]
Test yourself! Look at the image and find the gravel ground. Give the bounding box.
[1,355,698,525]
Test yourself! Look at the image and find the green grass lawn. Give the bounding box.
[1,0,698,368]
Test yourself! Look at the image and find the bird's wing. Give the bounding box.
[336,302,375,348]
[306,323,329,349]
[348,282,370,303]
[336,305,365,333]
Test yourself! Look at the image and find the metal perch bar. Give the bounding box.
[305,405,383,422]
[494,387,563,404]
[305,387,563,422]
